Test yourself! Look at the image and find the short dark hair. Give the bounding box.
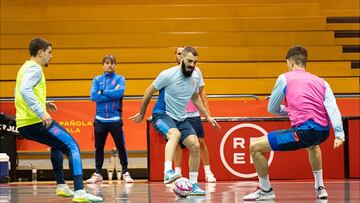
[182,46,198,57]
[175,47,184,54]
[102,54,116,64]
[29,38,52,57]
[285,45,308,67]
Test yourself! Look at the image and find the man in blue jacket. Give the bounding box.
[87,54,133,183]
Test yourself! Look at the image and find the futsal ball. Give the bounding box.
[172,177,193,197]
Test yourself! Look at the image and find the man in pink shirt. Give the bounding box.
[243,46,345,201]
[173,47,216,182]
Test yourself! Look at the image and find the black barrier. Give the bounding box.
[343,118,349,179]
[342,116,360,179]
[0,113,19,182]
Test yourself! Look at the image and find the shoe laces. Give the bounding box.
[192,183,200,189]
[317,186,326,191]
[251,186,261,193]
[57,184,70,190]
[75,189,87,196]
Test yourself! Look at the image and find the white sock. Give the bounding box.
[57,184,67,189]
[259,176,271,191]
[313,169,324,189]
[164,161,172,173]
[175,167,182,174]
[204,165,212,175]
[189,172,198,184]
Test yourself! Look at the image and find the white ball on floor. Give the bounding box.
[172,177,193,198]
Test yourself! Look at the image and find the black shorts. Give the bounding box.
[267,128,330,151]
[187,116,204,138]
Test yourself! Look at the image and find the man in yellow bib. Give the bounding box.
[15,38,103,203]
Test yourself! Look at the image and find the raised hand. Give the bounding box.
[129,113,144,123]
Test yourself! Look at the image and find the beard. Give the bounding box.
[181,61,194,77]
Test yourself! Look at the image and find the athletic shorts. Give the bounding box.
[152,113,196,145]
[267,128,330,151]
[187,116,204,138]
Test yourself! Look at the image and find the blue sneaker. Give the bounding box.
[189,183,206,196]
[163,170,181,184]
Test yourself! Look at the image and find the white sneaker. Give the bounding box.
[86,173,103,184]
[73,189,103,202]
[316,186,328,199]
[56,184,74,197]
[163,170,181,184]
[243,186,275,201]
[205,172,216,183]
[122,172,134,183]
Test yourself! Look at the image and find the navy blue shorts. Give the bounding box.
[187,116,204,138]
[152,113,196,145]
[267,128,330,151]
[18,121,83,176]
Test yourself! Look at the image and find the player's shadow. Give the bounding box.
[176,196,206,203]
[315,199,328,203]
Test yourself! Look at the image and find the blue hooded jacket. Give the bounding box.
[90,72,125,122]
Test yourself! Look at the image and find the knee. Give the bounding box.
[198,138,205,146]
[249,142,260,156]
[189,141,200,153]
[167,129,181,139]
[68,143,80,154]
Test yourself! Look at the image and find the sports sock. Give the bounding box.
[313,169,324,189]
[164,161,172,173]
[259,175,271,191]
[175,167,182,174]
[204,165,212,176]
[189,172,198,184]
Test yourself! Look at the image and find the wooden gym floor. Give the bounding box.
[0,179,359,202]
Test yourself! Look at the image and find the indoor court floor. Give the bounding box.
[0,179,359,203]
